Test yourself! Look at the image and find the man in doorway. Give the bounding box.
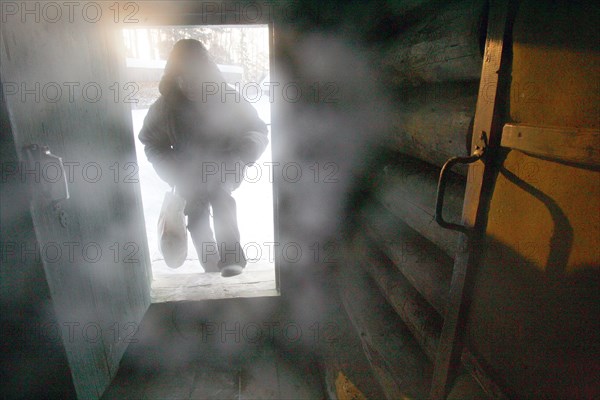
[139,39,269,277]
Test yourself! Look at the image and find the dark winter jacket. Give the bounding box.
[138,87,269,200]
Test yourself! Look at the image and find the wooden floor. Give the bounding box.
[101,299,324,400]
[102,344,321,399]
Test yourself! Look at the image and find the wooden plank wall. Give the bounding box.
[465,1,600,398]
[1,91,77,399]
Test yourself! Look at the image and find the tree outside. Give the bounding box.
[122,26,270,86]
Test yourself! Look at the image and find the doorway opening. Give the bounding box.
[122,25,278,302]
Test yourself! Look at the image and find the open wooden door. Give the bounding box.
[431,1,599,398]
[1,11,151,400]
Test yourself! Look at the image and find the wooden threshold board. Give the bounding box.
[150,260,277,302]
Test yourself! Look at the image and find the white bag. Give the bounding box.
[157,189,187,268]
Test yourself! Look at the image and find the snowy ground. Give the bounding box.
[131,96,276,280]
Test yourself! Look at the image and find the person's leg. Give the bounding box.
[210,186,246,276]
[186,198,220,272]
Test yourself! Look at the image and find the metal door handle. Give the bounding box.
[23,144,70,208]
[435,147,485,233]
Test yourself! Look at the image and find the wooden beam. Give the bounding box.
[382,0,487,86]
[430,0,514,398]
[375,154,465,258]
[358,236,443,361]
[501,123,600,167]
[361,202,453,315]
[389,81,479,174]
[354,229,509,399]
[338,249,433,399]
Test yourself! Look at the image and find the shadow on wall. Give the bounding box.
[466,150,598,399]
[466,233,599,399]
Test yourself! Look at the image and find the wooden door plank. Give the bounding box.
[501,123,600,167]
[1,15,152,400]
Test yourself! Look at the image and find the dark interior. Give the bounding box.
[1,1,599,399]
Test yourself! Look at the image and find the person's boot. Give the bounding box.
[220,264,243,277]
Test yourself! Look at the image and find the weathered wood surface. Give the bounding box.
[150,269,277,302]
[338,250,432,399]
[467,1,600,398]
[501,123,600,168]
[317,303,389,400]
[430,0,513,397]
[1,16,152,400]
[360,201,453,315]
[353,217,507,399]
[389,80,479,173]
[382,0,487,86]
[374,153,465,257]
[354,230,506,399]
[1,96,78,398]
[102,337,324,399]
[352,231,442,360]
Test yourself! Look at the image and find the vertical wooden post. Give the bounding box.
[429,0,515,398]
